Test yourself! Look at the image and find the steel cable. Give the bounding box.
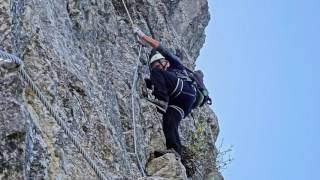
[121,0,147,177]
[0,50,109,180]
[131,45,146,177]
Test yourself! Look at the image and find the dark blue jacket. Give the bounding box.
[155,44,189,80]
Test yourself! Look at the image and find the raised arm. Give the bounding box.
[133,26,160,48]
[133,27,184,68]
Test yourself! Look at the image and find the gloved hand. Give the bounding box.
[133,26,146,38]
[144,78,152,89]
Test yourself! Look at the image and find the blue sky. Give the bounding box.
[197,0,320,179]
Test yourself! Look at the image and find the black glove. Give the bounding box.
[144,78,153,89]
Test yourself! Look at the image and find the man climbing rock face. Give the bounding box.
[133,27,196,157]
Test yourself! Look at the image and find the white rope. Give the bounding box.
[121,0,134,27]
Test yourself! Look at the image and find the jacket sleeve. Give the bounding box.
[155,44,184,69]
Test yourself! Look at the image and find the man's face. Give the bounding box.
[151,59,170,70]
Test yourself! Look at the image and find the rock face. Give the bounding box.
[0,0,222,179]
[146,153,187,179]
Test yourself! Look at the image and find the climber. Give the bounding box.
[133,26,196,158]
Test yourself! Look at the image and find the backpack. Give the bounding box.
[186,69,212,108]
[173,49,212,108]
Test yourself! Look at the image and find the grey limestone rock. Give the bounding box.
[0,0,222,179]
[146,153,187,179]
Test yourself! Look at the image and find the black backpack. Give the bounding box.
[186,69,212,108]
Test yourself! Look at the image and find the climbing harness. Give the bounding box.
[0,50,109,180]
[169,105,185,119]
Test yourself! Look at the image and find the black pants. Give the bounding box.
[150,70,196,155]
